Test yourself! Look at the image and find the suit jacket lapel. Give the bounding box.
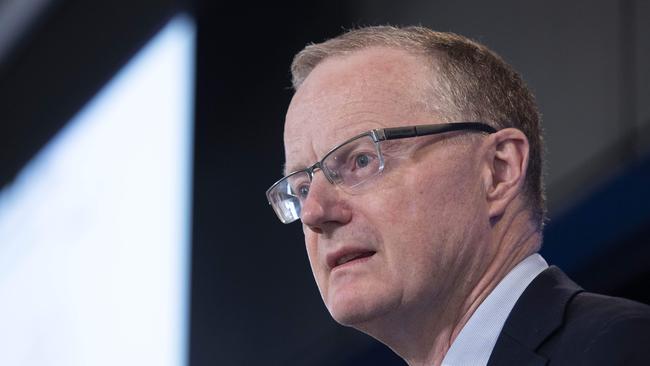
[486,333,547,366]
[486,266,583,366]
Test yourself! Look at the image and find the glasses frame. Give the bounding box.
[266,122,498,224]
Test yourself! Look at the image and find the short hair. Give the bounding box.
[290,25,546,228]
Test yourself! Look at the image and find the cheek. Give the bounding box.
[364,189,441,273]
[303,232,320,272]
[303,231,329,294]
[365,157,483,276]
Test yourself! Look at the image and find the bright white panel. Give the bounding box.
[0,15,194,366]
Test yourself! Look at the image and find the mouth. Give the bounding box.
[328,249,376,270]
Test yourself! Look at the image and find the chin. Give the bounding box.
[330,305,374,327]
[326,290,396,329]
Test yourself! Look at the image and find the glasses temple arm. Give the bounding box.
[380,122,497,140]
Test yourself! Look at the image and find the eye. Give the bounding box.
[297,184,310,199]
[355,153,371,168]
[287,173,311,200]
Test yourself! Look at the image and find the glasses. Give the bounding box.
[266,122,497,224]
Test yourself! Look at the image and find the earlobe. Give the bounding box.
[485,128,529,219]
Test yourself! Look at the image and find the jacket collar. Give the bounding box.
[486,266,583,366]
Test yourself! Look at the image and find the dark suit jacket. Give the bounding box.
[487,266,650,366]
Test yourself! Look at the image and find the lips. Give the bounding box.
[327,248,376,270]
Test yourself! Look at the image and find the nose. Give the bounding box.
[300,173,352,233]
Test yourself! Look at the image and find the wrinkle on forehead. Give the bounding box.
[283,47,442,175]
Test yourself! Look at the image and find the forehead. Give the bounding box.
[283,47,438,173]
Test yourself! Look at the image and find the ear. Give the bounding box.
[483,128,529,220]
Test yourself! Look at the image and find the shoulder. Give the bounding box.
[569,291,650,324]
[540,289,650,365]
[489,266,650,366]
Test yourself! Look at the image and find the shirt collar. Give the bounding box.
[441,253,548,366]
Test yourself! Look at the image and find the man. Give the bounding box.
[266,26,650,365]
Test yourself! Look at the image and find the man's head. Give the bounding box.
[291,26,544,226]
[274,26,544,343]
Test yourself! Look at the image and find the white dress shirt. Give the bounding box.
[440,253,549,366]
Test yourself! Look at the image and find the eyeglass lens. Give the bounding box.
[268,134,384,223]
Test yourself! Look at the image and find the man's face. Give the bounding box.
[283,47,493,331]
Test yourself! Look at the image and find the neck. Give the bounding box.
[357,204,542,366]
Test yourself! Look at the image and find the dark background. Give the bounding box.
[0,0,648,365]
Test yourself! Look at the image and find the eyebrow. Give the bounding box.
[282,162,304,177]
